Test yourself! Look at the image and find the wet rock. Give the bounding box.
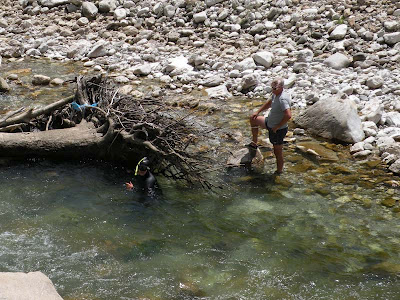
[295,98,365,143]
[371,261,400,274]
[50,78,64,86]
[0,77,10,92]
[296,141,339,161]
[381,197,396,208]
[32,75,51,85]
[227,147,264,169]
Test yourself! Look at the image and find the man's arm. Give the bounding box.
[272,108,292,132]
[251,100,272,119]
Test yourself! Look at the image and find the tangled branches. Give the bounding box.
[79,75,220,189]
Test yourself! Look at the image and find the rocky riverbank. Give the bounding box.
[1,0,400,174]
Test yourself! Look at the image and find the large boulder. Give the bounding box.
[295,98,365,143]
[0,272,63,299]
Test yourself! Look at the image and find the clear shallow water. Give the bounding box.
[1,58,399,299]
[0,161,399,299]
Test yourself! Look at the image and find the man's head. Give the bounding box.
[136,157,150,176]
[271,78,284,95]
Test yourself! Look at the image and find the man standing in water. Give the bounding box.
[247,78,292,174]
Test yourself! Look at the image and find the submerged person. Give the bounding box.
[247,78,292,174]
[125,157,161,203]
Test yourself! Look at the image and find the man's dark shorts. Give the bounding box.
[265,118,288,145]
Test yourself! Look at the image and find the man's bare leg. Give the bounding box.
[249,116,266,145]
[273,144,284,173]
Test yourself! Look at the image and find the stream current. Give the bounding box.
[0,59,399,299]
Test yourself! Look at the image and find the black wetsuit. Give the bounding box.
[134,171,161,203]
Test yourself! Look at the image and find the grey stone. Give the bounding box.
[82,1,98,19]
[0,77,10,92]
[114,8,127,20]
[330,24,348,40]
[164,5,176,18]
[366,76,384,89]
[205,84,232,99]
[389,159,400,174]
[386,112,400,127]
[32,75,51,85]
[38,0,69,7]
[384,32,400,45]
[295,97,365,143]
[98,0,117,13]
[252,51,274,68]
[0,272,62,300]
[193,11,207,23]
[323,53,351,70]
[87,40,108,58]
[239,73,259,91]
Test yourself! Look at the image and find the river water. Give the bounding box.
[0,59,399,299]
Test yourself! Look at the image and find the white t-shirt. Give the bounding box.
[267,91,291,129]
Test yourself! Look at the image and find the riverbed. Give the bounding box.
[0,60,399,299]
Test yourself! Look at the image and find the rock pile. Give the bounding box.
[1,0,400,173]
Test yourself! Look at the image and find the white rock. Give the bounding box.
[239,73,259,91]
[353,150,372,157]
[234,57,257,71]
[323,53,351,70]
[205,84,232,99]
[350,142,364,153]
[164,5,176,18]
[87,40,108,58]
[0,272,62,300]
[330,24,348,40]
[193,11,207,23]
[81,1,98,19]
[264,21,276,30]
[206,0,224,6]
[386,112,400,127]
[165,56,193,74]
[114,8,127,20]
[32,75,51,85]
[389,159,400,174]
[384,32,400,45]
[132,64,152,76]
[77,17,89,26]
[297,49,313,62]
[366,76,384,89]
[360,99,384,124]
[252,51,274,68]
[99,0,117,13]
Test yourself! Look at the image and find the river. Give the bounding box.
[0,59,399,299]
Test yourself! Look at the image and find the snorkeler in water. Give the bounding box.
[125,157,161,202]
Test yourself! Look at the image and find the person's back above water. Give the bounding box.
[125,157,162,203]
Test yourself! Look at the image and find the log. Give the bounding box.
[0,120,112,158]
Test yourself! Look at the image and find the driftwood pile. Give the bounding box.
[0,76,218,188]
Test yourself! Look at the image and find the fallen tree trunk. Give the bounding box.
[0,76,219,188]
[0,120,113,159]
